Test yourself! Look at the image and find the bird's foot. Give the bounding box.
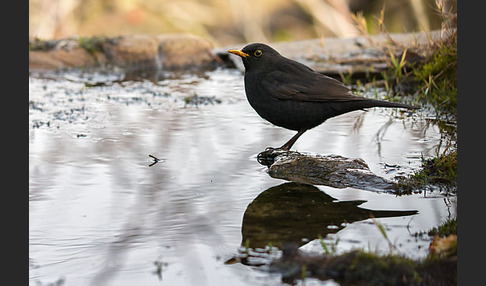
[257,147,290,166]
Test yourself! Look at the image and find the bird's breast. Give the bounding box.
[244,74,275,110]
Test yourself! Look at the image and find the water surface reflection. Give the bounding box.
[241,182,417,249]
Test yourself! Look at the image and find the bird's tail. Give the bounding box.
[366,99,420,110]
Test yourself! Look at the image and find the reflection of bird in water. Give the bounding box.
[240,182,417,250]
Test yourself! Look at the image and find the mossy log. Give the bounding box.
[258,149,398,193]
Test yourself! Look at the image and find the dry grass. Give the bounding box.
[29,0,452,46]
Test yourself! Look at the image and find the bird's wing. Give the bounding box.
[262,70,367,102]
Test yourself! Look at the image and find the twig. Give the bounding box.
[149,154,162,167]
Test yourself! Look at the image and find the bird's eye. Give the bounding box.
[254,50,262,57]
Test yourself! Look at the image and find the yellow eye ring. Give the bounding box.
[254,50,262,57]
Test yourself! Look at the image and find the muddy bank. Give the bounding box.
[269,244,457,286]
[30,30,447,75]
[222,29,447,75]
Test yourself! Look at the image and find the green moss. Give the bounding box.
[413,36,457,119]
[396,149,457,194]
[338,251,423,285]
[78,36,106,56]
[183,93,222,106]
[322,249,456,285]
[29,38,57,51]
[427,218,457,237]
[29,36,105,55]
[269,224,457,285]
[391,39,458,193]
[377,30,457,121]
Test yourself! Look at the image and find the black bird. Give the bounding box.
[228,43,419,151]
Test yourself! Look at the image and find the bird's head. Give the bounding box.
[228,43,281,71]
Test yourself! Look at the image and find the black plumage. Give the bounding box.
[229,43,418,150]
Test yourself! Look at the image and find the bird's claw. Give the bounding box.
[257,147,289,166]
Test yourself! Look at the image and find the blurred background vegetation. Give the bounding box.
[29,0,456,47]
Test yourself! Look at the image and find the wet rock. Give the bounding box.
[259,149,397,192]
[29,45,102,71]
[29,34,221,72]
[100,35,160,70]
[102,34,219,70]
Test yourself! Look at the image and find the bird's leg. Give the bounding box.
[257,129,307,166]
[279,129,307,151]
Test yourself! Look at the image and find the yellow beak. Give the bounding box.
[228,49,249,58]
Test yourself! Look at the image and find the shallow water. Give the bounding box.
[29,68,456,286]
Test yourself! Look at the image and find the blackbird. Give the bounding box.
[228,43,419,151]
